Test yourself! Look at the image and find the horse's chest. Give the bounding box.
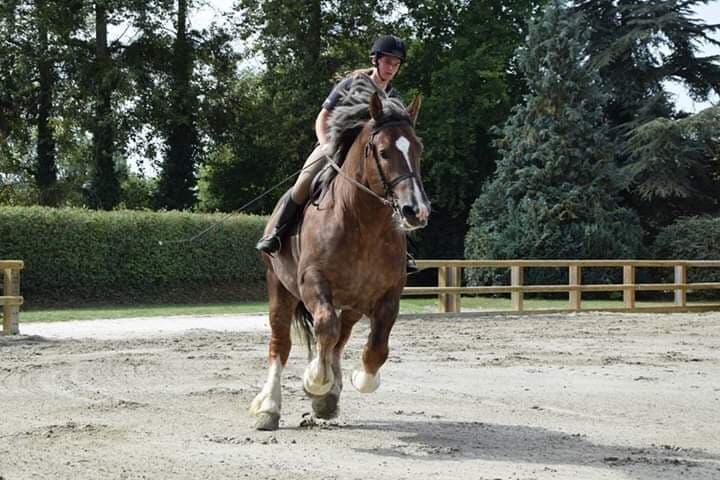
[299,232,404,308]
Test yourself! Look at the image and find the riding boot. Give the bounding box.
[256,194,302,254]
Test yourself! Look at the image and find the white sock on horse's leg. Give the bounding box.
[250,357,283,415]
[351,369,380,393]
[303,356,334,396]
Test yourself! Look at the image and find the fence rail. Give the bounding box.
[404,259,720,314]
[1,260,23,335]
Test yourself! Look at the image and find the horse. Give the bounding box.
[249,75,430,430]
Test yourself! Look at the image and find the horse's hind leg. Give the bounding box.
[312,309,363,419]
[352,292,400,393]
[249,269,298,431]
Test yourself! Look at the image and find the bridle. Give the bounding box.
[326,116,418,211]
[364,118,418,201]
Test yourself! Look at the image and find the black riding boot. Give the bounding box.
[256,194,302,254]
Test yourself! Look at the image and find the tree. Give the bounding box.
[0,0,68,205]
[573,0,720,236]
[155,0,200,210]
[465,1,643,283]
[574,0,720,129]
[400,0,546,259]
[89,0,121,210]
[205,0,395,213]
[621,106,720,232]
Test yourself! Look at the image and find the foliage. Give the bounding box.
[0,0,88,206]
[621,105,720,237]
[0,206,267,307]
[465,1,643,285]
[573,0,720,237]
[653,215,720,261]
[402,0,546,260]
[652,215,720,290]
[2,0,719,275]
[574,0,720,127]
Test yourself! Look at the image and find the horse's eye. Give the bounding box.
[379,149,388,158]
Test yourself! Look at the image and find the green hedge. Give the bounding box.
[0,207,268,307]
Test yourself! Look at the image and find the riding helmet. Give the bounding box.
[370,35,406,62]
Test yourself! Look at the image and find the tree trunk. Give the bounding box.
[156,0,198,210]
[35,0,58,206]
[91,1,120,210]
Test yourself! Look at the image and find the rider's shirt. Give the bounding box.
[322,74,402,111]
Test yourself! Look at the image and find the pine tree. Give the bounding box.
[465,1,643,283]
[574,0,720,129]
[573,0,720,233]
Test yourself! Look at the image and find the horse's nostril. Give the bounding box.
[401,205,416,219]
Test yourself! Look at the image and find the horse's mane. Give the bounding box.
[311,74,409,202]
[326,73,408,162]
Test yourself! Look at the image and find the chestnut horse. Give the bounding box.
[249,76,430,430]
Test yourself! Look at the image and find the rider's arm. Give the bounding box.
[315,108,331,145]
[317,77,353,145]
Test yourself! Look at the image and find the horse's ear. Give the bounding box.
[407,95,422,127]
[369,93,383,121]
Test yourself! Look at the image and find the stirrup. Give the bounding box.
[406,255,419,274]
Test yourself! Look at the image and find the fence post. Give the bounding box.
[511,265,524,311]
[449,266,461,313]
[674,264,687,307]
[3,267,20,335]
[437,266,462,313]
[568,264,582,311]
[623,264,636,309]
[438,267,449,313]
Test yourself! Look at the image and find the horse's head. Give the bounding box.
[366,93,430,231]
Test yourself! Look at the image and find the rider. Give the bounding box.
[256,35,407,255]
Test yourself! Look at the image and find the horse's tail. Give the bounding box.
[293,303,315,361]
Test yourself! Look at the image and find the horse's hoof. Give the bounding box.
[351,369,380,393]
[312,394,340,419]
[255,412,280,431]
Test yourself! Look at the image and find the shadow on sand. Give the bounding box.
[0,334,58,347]
[348,420,720,479]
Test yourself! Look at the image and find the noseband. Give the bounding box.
[364,118,418,202]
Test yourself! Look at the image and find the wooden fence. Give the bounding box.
[404,260,720,314]
[1,260,23,335]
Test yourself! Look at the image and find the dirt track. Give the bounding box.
[1,311,719,480]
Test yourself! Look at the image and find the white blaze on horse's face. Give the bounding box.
[393,135,430,230]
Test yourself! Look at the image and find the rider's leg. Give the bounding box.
[256,145,330,254]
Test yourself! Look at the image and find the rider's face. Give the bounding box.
[376,55,402,81]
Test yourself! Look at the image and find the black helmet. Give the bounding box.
[370,35,406,62]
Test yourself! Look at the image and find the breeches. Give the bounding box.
[290,144,330,204]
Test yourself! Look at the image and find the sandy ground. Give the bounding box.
[1,311,719,480]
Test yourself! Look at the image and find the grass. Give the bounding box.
[20,302,269,323]
[19,295,681,323]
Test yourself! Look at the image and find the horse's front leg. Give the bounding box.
[249,270,297,430]
[352,291,400,393]
[301,273,340,397]
[312,309,363,419]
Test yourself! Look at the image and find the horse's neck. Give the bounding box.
[334,127,393,229]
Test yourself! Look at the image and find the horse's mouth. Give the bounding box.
[398,215,428,231]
